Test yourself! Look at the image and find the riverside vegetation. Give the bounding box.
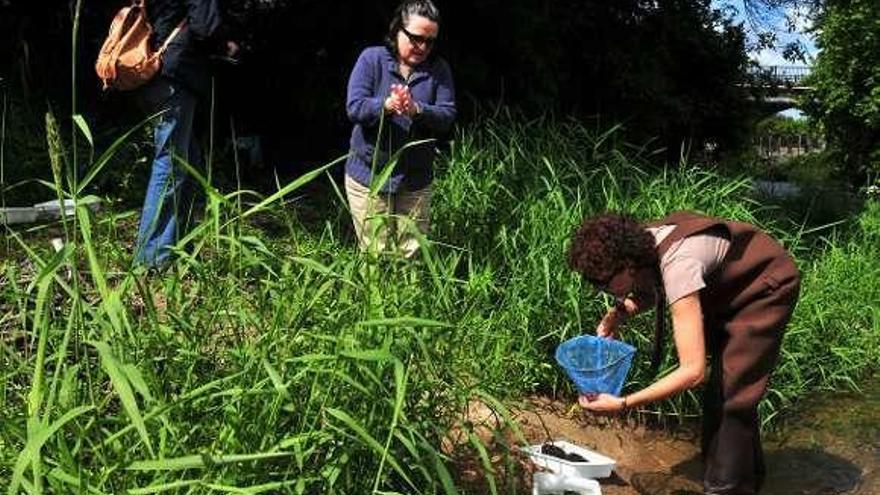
[1,110,879,493]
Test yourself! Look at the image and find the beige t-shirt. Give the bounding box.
[647,225,731,305]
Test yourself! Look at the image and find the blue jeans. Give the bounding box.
[135,77,201,268]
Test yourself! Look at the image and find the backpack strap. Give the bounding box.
[140,0,187,58]
[647,265,666,377]
[158,19,187,55]
[645,210,726,377]
[645,211,702,377]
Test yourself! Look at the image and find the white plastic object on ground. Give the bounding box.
[532,472,602,495]
[521,440,617,479]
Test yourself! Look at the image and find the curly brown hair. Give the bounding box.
[567,212,659,283]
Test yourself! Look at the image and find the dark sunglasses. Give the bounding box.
[585,270,635,298]
[401,27,437,48]
[585,276,610,291]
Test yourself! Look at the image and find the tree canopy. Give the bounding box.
[0,1,753,166]
[802,0,880,182]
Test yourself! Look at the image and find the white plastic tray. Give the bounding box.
[1,199,102,225]
[533,472,602,495]
[34,198,101,219]
[0,207,38,225]
[522,440,617,479]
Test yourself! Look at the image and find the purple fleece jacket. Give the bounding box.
[345,46,456,193]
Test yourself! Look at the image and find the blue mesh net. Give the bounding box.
[555,335,636,396]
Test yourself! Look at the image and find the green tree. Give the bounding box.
[802,0,880,183]
[1,0,751,174]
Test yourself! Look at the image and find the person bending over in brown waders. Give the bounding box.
[568,211,800,495]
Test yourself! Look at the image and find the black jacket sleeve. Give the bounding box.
[185,0,221,40]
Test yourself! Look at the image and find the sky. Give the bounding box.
[712,0,817,67]
[712,1,816,118]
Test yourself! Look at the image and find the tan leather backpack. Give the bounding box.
[95,1,185,91]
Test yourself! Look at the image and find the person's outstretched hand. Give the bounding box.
[384,85,407,114]
[596,310,621,338]
[578,393,626,414]
[390,83,419,117]
[596,297,639,338]
[226,40,240,59]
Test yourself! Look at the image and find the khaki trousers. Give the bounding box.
[344,174,432,258]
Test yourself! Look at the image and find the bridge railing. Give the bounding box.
[747,65,811,87]
[754,133,825,160]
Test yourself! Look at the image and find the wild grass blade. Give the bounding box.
[201,480,299,494]
[76,111,164,194]
[77,204,128,336]
[239,156,346,220]
[467,431,497,495]
[372,359,408,493]
[126,480,202,494]
[46,468,107,495]
[87,341,153,457]
[325,407,415,490]
[356,317,452,329]
[8,406,95,495]
[127,451,292,471]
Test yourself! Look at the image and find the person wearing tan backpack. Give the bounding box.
[125,0,224,269]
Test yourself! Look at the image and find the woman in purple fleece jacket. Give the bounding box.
[344,0,457,257]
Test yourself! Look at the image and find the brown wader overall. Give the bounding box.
[650,211,801,495]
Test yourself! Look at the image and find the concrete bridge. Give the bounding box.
[748,65,811,88]
[743,65,812,113]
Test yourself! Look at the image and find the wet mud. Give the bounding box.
[453,380,880,494]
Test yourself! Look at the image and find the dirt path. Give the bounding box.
[455,393,879,494]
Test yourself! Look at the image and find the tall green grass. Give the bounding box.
[2,108,879,492]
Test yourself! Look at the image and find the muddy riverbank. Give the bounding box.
[454,380,879,494]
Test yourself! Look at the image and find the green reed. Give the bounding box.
[2,103,878,494]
